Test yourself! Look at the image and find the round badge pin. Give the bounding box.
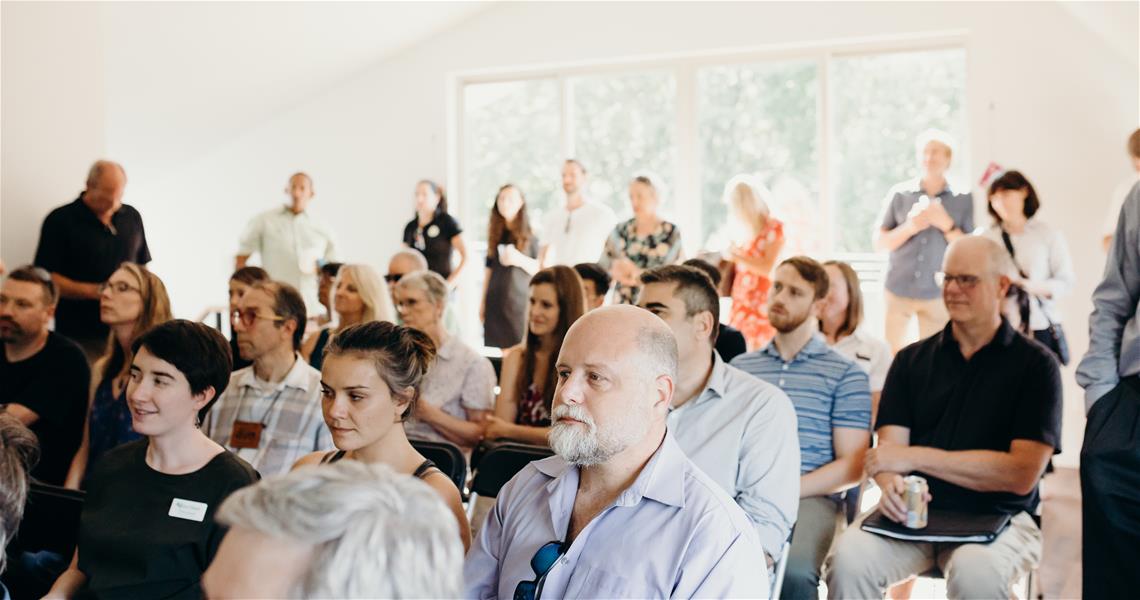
[427,225,440,238]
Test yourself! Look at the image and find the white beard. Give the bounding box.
[548,402,650,466]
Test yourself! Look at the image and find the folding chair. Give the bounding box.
[465,442,553,521]
[770,533,794,599]
[410,439,467,493]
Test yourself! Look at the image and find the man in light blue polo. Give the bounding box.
[732,256,872,600]
[638,264,800,567]
[464,305,767,599]
[873,130,973,352]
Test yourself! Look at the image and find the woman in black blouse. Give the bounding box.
[402,179,468,285]
[46,321,258,600]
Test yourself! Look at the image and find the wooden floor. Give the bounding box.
[1039,468,1082,600]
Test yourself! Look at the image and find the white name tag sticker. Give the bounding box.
[169,498,208,522]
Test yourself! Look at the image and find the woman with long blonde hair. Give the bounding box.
[302,263,394,370]
[64,262,172,488]
[725,175,785,351]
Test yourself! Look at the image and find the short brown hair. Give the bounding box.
[640,265,720,344]
[1128,128,1140,160]
[6,265,57,305]
[779,256,829,300]
[252,281,307,351]
[821,261,863,338]
[324,321,436,422]
[230,266,270,286]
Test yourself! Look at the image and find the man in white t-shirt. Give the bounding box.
[540,159,616,267]
[1101,128,1140,252]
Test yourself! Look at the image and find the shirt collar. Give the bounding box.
[688,352,729,408]
[238,353,311,391]
[534,430,687,509]
[937,317,1018,353]
[761,333,830,362]
[436,336,457,360]
[905,178,954,197]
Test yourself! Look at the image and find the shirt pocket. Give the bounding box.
[564,564,656,599]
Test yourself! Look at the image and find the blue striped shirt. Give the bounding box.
[731,335,872,474]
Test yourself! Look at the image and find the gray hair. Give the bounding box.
[86,160,126,189]
[0,413,39,574]
[216,461,462,599]
[394,269,448,308]
[635,324,678,383]
[946,236,1015,280]
[391,249,428,271]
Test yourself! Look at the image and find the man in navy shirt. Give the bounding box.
[33,161,150,359]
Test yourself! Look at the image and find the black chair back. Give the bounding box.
[10,483,85,556]
[470,443,553,498]
[410,439,467,492]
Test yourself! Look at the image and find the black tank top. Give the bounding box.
[320,451,439,480]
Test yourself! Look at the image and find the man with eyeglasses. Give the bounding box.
[464,305,768,599]
[825,236,1061,599]
[33,160,151,360]
[538,159,616,268]
[0,266,90,486]
[202,281,331,476]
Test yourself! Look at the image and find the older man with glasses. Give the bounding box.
[464,305,767,599]
[825,236,1062,599]
[202,280,331,477]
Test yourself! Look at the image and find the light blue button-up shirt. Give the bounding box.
[463,431,769,599]
[668,352,800,560]
[880,180,975,300]
[1077,181,1140,410]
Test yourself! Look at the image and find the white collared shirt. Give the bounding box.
[463,432,768,599]
[667,353,800,559]
[237,206,339,312]
[540,198,617,266]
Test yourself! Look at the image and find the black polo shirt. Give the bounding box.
[34,195,151,340]
[402,213,462,278]
[876,318,1061,515]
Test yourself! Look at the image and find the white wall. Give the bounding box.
[2,1,1137,465]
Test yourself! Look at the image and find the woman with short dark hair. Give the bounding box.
[47,320,259,600]
[979,169,1075,363]
[293,320,471,551]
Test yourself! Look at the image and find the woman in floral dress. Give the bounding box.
[726,176,785,350]
[598,173,683,304]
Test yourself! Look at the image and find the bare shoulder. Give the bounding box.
[422,470,463,504]
[292,451,328,470]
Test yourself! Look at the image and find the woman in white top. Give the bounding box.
[819,260,892,420]
[979,170,1075,361]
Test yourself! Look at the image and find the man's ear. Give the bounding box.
[653,374,674,412]
[695,311,716,343]
[997,274,1012,299]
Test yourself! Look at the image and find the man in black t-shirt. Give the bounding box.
[33,160,151,359]
[825,237,1061,599]
[0,266,91,486]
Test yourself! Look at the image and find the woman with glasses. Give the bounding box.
[227,266,269,371]
[393,270,495,453]
[978,170,1075,364]
[47,321,259,600]
[724,175,785,351]
[598,173,683,304]
[300,264,394,370]
[402,180,468,285]
[64,263,172,488]
[481,184,540,349]
[482,266,585,446]
[293,321,471,551]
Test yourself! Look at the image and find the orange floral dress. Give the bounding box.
[729,219,784,350]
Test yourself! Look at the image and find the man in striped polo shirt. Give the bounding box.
[732,256,872,600]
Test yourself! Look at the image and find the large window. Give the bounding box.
[457,42,967,259]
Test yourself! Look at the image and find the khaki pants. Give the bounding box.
[781,496,844,599]
[824,510,1041,600]
[884,292,948,353]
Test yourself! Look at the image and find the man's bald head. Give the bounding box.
[567,305,678,383]
[943,235,1013,279]
[388,250,428,277]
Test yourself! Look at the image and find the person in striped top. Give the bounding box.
[731,256,871,600]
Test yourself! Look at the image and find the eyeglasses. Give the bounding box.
[98,281,141,295]
[395,298,422,311]
[934,272,981,290]
[513,541,566,600]
[384,273,403,284]
[231,308,286,327]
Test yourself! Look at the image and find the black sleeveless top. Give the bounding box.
[320,451,439,479]
[309,329,332,370]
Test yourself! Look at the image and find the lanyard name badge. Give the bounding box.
[229,386,286,450]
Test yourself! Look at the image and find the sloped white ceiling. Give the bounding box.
[98,1,491,168]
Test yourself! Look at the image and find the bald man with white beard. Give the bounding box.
[464,305,768,599]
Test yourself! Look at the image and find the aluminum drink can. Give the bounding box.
[903,475,929,529]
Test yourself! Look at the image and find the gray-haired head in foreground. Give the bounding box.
[0,413,39,574]
[216,461,462,599]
